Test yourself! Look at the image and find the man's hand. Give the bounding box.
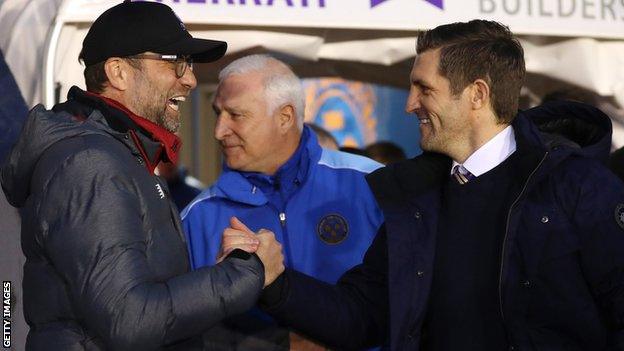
[217,217,260,263]
[255,229,285,287]
[290,332,328,351]
[218,217,285,287]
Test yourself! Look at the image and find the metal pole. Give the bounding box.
[42,18,64,109]
[191,87,201,176]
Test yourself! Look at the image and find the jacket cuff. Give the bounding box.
[259,271,288,309]
[225,248,253,261]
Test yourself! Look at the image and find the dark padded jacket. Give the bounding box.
[263,101,624,351]
[1,88,265,351]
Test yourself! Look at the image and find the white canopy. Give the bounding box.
[2,0,624,116]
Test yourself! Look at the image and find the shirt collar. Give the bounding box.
[451,125,516,177]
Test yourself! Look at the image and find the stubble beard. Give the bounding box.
[157,113,181,134]
[420,128,450,155]
[131,71,180,133]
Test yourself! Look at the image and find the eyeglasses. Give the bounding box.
[127,53,193,78]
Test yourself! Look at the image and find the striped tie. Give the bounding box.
[452,165,475,185]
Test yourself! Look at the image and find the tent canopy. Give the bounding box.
[2,0,624,107]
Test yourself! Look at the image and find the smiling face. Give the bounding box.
[213,71,292,175]
[125,55,197,133]
[405,49,472,157]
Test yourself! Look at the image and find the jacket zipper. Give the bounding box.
[266,203,294,267]
[499,151,548,321]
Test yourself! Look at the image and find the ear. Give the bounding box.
[470,79,491,111]
[277,104,296,132]
[103,58,133,91]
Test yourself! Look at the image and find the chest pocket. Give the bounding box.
[537,210,579,265]
[516,205,579,281]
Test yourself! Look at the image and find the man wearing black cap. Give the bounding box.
[0,1,284,350]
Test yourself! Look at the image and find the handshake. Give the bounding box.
[218,217,285,287]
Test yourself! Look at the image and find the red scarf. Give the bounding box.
[91,93,182,173]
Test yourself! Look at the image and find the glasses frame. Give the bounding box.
[127,53,193,78]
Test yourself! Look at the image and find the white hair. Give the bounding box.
[218,54,305,129]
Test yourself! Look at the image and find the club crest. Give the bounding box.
[615,204,624,230]
[317,214,349,245]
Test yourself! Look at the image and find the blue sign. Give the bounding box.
[303,78,421,158]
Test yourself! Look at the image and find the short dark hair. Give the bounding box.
[416,20,525,123]
[80,54,143,93]
[365,141,406,165]
[306,123,338,148]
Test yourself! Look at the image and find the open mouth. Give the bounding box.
[167,96,186,112]
[419,118,431,124]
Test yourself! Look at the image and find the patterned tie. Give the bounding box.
[452,165,475,185]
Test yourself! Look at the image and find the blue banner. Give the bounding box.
[303,78,421,157]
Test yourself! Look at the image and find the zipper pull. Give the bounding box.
[279,212,286,227]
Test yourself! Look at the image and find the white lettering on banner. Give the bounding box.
[57,0,624,38]
[479,0,624,20]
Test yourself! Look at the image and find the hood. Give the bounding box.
[519,100,612,163]
[1,104,108,207]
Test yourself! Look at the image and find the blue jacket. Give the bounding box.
[181,127,384,284]
[263,101,624,351]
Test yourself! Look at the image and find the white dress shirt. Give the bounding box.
[451,125,517,177]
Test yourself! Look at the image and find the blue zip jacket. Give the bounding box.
[263,101,624,351]
[181,126,384,284]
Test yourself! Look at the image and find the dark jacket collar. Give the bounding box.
[54,86,182,173]
[517,100,612,163]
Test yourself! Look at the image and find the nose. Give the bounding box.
[214,113,231,141]
[179,66,197,90]
[405,86,421,114]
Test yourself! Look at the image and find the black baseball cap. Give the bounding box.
[80,0,227,67]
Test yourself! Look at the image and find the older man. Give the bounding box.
[0,2,284,350]
[242,20,624,351]
[181,55,383,346]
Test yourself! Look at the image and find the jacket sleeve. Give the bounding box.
[567,158,624,350]
[261,224,389,350]
[35,146,264,350]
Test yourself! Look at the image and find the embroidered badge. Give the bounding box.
[317,214,349,245]
[615,204,624,230]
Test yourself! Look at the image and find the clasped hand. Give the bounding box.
[218,217,285,287]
